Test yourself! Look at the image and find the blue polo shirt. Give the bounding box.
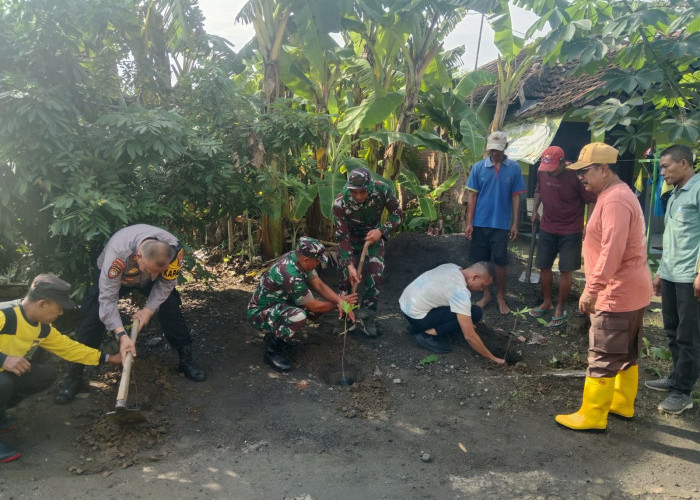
[466,156,526,229]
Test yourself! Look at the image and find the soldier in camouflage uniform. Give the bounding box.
[247,237,357,371]
[333,167,403,337]
[55,224,206,405]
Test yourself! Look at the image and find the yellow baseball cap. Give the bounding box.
[567,143,619,170]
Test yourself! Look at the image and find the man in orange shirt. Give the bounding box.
[555,143,653,432]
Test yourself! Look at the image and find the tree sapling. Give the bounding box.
[338,300,358,386]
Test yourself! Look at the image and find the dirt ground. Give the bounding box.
[1,233,698,500]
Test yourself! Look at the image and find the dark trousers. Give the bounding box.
[0,365,56,413]
[661,279,700,394]
[404,305,483,338]
[74,274,192,352]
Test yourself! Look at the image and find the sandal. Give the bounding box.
[529,306,554,318]
[547,311,568,327]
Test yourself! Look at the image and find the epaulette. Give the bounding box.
[161,245,184,281]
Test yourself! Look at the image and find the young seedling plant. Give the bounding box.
[418,354,438,366]
[511,306,531,333]
[504,306,531,362]
[339,301,358,384]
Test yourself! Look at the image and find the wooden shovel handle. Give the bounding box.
[525,221,538,284]
[115,319,141,409]
[352,241,372,294]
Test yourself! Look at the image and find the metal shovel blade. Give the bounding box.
[519,270,540,283]
[106,404,147,425]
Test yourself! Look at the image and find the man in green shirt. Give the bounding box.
[645,144,700,415]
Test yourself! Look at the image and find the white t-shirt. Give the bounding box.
[399,263,472,319]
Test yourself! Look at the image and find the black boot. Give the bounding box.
[54,364,84,405]
[356,309,379,337]
[263,334,292,371]
[177,345,207,382]
[362,311,379,337]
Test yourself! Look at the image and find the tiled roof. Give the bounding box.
[468,55,606,120]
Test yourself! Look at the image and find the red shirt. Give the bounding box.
[535,169,597,234]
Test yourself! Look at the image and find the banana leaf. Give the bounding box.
[317,172,347,219]
[291,183,318,222]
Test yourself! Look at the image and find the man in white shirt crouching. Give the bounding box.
[399,261,506,365]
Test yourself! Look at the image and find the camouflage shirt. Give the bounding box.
[247,251,319,313]
[332,180,403,268]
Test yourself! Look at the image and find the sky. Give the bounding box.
[196,0,545,70]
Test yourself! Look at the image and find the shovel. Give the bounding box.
[338,241,371,386]
[519,221,540,284]
[352,240,371,295]
[107,320,146,425]
[341,240,371,335]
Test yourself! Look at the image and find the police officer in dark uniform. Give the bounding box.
[55,224,206,405]
[247,237,357,371]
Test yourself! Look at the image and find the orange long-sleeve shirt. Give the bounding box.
[582,182,653,312]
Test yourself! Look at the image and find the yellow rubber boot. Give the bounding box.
[609,365,638,419]
[555,376,615,432]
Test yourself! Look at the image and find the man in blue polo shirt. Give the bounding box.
[464,131,526,314]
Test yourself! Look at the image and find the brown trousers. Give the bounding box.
[587,307,645,378]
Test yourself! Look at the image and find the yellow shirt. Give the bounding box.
[0,305,101,370]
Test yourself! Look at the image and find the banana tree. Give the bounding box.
[488,0,541,132]
[234,0,295,257]
[337,0,406,172]
[382,0,468,180]
[279,0,355,237]
[419,68,497,168]
[236,0,293,110]
[398,167,460,226]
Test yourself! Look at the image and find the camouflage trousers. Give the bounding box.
[339,238,385,311]
[246,304,307,340]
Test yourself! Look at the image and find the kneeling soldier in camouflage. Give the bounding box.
[247,238,357,371]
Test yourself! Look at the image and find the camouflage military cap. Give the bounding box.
[346,167,371,190]
[296,237,328,263]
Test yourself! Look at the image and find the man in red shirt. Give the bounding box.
[555,143,653,432]
[530,146,596,327]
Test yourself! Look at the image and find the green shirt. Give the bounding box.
[658,174,700,282]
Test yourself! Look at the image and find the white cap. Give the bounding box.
[486,131,508,151]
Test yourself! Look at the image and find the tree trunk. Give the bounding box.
[262,210,284,258]
[264,61,280,112]
[384,84,418,180]
[227,216,235,253]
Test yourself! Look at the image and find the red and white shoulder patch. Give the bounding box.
[107,258,126,279]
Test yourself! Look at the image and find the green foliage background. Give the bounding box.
[0,0,697,291]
